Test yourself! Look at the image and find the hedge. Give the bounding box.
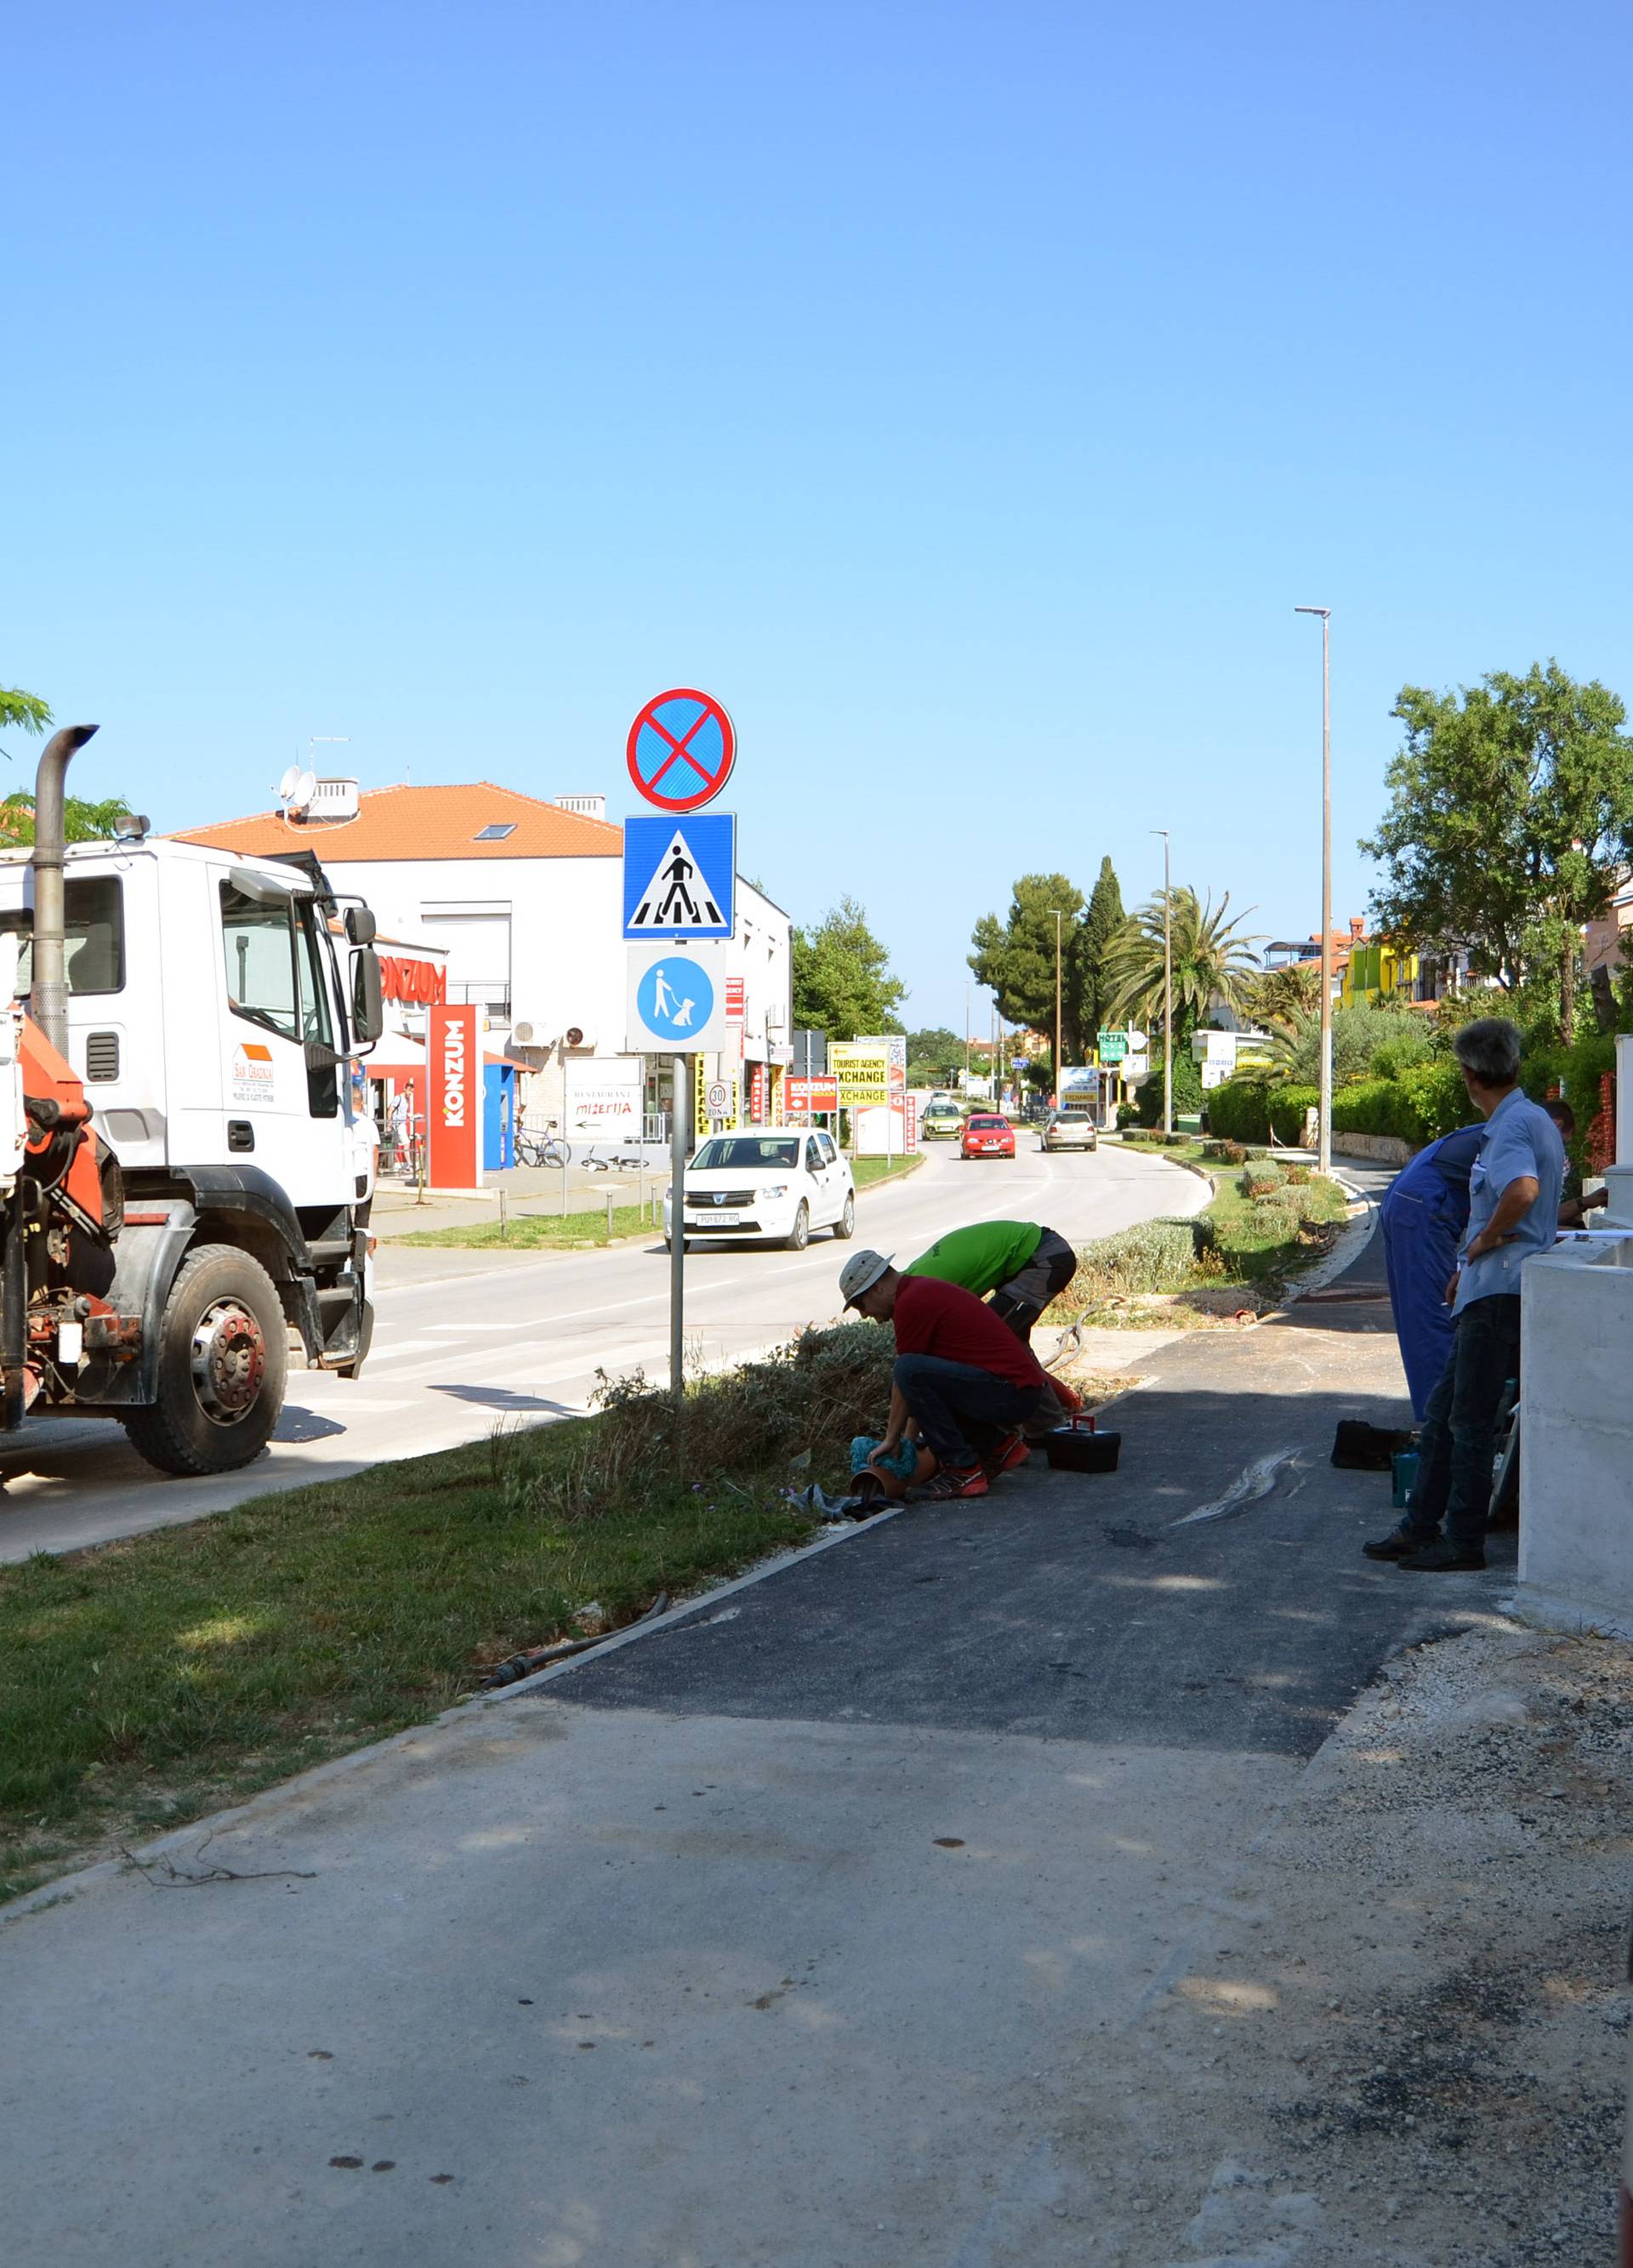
[1204,1079,1318,1147]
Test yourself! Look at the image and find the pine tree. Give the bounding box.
[1073,858,1124,1046]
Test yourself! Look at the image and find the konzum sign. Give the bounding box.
[381,955,447,1006]
[426,1004,480,1187]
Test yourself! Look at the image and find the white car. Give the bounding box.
[1041,1108,1099,1153]
[663,1128,856,1252]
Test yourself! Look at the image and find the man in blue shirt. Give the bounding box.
[1365,1019,1564,1572]
[1379,1120,1486,1420]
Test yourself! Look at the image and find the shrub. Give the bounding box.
[1242,1161,1288,1196]
[1063,1216,1216,1302]
[1207,1078,1317,1147]
[495,1320,895,1524]
[1203,1138,1247,1165]
[1133,1049,1205,1128]
[1283,1162,1312,1185]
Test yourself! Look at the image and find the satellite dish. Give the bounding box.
[293,770,316,810]
[276,764,302,801]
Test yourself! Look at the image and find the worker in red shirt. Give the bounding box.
[839,1247,1047,1501]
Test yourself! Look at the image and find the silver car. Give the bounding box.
[1041,1109,1098,1154]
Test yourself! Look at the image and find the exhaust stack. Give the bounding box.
[30,724,99,1056]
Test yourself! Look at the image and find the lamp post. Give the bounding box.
[964,979,971,1089]
[1294,607,1333,1173]
[1050,909,1066,1108]
[1151,829,1172,1136]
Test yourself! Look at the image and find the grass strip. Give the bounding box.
[0,1323,895,1906]
[1043,1162,1351,1329]
[387,1153,923,1249]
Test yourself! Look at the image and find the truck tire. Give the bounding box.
[122,1244,288,1477]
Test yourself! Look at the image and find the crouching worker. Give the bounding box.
[840,1248,1049,1501]
[906,1219,1077,1343]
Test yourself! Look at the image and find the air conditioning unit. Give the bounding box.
[512,1021,535,1045]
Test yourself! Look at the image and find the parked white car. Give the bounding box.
[663,1128,856,1252]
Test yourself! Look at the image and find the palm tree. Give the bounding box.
[1101,886,1262,1036]
[1244,963,1322,1033]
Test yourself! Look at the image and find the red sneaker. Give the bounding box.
[916,1464,990,1502]
[982,1430,1033,1479]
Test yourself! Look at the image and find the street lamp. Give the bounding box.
[1294,607,1333,1173]
[1151,829,1172,1137]
[1050,909,1067,1108]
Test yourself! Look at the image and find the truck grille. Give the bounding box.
[85,1032,120,1082]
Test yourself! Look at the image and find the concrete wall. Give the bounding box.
[1512,1035,1633,1636]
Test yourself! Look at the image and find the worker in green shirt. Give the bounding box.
[904,1219,1078,1345]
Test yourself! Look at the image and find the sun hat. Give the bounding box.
[839,1249,894,1308]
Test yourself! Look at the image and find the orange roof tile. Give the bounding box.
[172,781,623,863]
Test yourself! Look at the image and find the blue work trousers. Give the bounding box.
[894,1353,1044,1470]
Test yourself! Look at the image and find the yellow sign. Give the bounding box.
[830,1043,890,1108]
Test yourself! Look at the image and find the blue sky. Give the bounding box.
[9,3,1631,1032]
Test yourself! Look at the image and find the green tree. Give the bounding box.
[0,686,53,755]
[1102,886,1261,1039]
[790,896,905,1040]
[0,790,135,846]
[968,873,1087,1060]
[1243,963,1322,1033]
[1262,998,1432,1088]
[905,1025,963,1086]
[1360,661,1633,1047]
[1072,856,1124,1046]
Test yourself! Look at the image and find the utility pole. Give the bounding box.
[1151,829,1172,1136]
[1295,607,1334,1173]
[964,979,971,1089]
[1050,909,1065,1108]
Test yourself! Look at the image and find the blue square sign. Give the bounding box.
[622,812,736,941]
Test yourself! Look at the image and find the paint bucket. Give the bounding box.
[1391,1449,1420,1508]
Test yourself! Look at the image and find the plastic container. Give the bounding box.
[1391,1448,1420,1508]
[1044,1414,1122,1473]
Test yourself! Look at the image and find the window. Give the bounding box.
[220,880,301,1042]
[816,1132,838,1165]
[691,1137,802,1171]
[474,823,516,841]
[805,1138,823,1173]
[0,876,125,996]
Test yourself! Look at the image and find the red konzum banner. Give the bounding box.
[786,1074,839,1115]
[426,1004,480,1187]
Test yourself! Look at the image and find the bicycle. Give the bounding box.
[515,1128,572,1171]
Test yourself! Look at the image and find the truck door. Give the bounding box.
[215,869,347,1211]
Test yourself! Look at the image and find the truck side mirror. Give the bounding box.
[351,947,384,1044]
[344,906,378,946]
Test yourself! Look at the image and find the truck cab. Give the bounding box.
[0,823,384,1474]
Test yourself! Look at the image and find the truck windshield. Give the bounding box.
[0,876,125,996]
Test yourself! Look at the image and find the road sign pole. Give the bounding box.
[670,1053,689,1399]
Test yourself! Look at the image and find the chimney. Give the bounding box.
[555,795,607,823]
[1350,916,1365,939]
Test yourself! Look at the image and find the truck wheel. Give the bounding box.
[122,1244,288,1477]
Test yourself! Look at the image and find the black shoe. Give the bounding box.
[1363,1525,1431,1561]
[1397,1536,1487,1572]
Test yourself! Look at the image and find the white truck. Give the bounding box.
[0,725,385,1475]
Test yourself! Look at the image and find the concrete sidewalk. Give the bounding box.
[3,1221,1624,2265]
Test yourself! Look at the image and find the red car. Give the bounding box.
[961,1113,1016,1160]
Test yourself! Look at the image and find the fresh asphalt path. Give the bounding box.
[0,1138,1206,1561]
[3,1196,1459,2268]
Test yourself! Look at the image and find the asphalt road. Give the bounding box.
[0,1137,1206,1562]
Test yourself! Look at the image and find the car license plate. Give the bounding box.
[708,1211,743,1226]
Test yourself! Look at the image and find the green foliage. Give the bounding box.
[791,896,905,1040]
[1243,963,1322,1031]
[1133,1046,1205,1127]
[0,687,52,749]
[1263,998,1432,1089]
[1203,1138,1248,1165]
[1242,1160,1288,1196]
[0,789,135,846]
[968,873,1087,1058]
[1204,1078,1319,1147]
[1102,886,1262,1040]
[1067,1216,1217,1297]
[1361,661,1633,1046]
[1074,856,1126,1040]
[905,1026,963,1086]
[1329,1059,1470,1145]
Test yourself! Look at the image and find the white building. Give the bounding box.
[177,781,794,1136]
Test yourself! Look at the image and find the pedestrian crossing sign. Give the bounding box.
[623,812,736,941]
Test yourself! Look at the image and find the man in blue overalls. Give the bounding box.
[1380,1120,1486,1422]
